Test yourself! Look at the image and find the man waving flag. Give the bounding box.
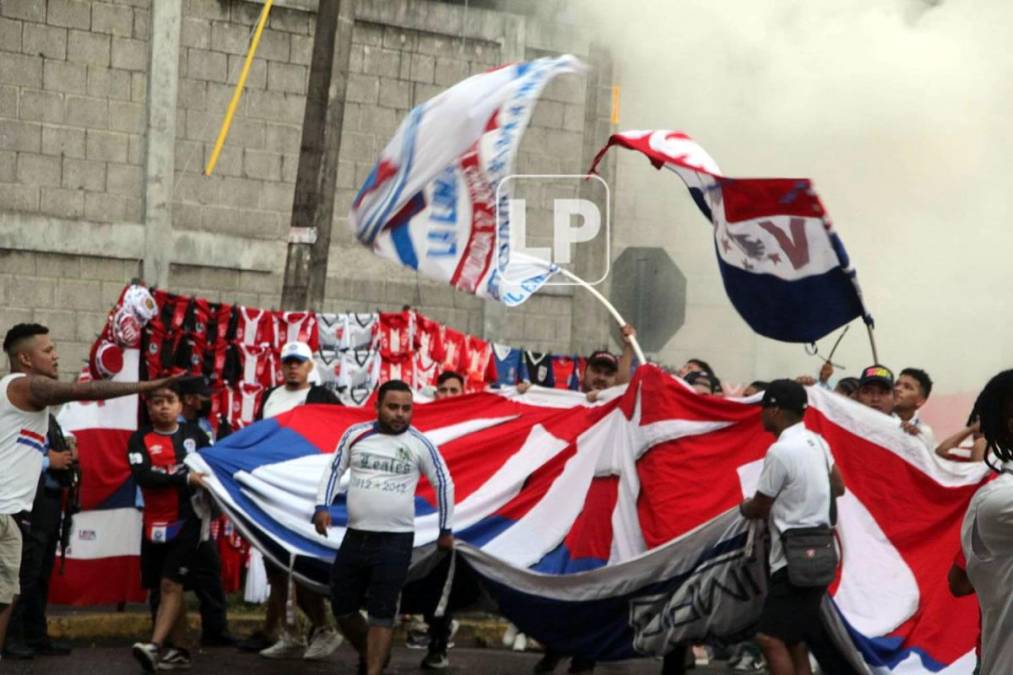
[351,56,585,306]
[589,130,873,343]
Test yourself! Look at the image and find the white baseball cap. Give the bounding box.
[280,341,313,362]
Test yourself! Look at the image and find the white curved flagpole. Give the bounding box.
[556,267,647,365]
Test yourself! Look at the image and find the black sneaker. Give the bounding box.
[421,649,449,670]
[132,642,160,673]
[157,647,192,670]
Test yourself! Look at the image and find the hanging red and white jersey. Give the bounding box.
[279,311,319,351]
[236,307,278,347]
[234,382,266,427]
[378,311,415,358]
[342,313,379,350]
[414,350,442,390]
[463,335,496,392]
[414,312,445,364]
[379,353,415,387]
[237,344,279,387]
[182,297,211,339]
[553,356,582,391]
[440,327,466,373]
[316,313,344,352]
[210,304,237,345]
[337,348,379,407]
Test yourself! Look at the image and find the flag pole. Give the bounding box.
[865,323,879,365]
[557,268,647,364]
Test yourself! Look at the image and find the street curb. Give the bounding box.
[48,611,511,645]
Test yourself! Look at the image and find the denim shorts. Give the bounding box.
[329,529,414,627]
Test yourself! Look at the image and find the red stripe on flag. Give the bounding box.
[49,555,146,606]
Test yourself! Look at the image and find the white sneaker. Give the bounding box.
[447,619,460,649]
[502,624,519,648]
[259,634,307,659]
[512,633,528,652]
[303,626,343,661]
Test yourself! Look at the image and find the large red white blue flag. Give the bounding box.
[187,366,984,673]
[589,131,873,343]
[349,56,585,306]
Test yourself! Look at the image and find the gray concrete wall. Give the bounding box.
[1,0,618,378]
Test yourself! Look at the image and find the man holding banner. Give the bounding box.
[313,380,454,675]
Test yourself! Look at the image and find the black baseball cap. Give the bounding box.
[178,375,211,397]
[761,379,808,414]
[859,365,894,389]
[587,350,618,372]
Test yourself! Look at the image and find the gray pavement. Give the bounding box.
[0,645,731,674]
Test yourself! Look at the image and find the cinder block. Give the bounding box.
[0,119,42,152]
[267,61,306,95]
[268,8,310,35]
[66,95,109,129]
[227,2,260,27]
[186,48,227,82]
[228,118,265,148]
[210,21,250,55]
[56,278,104,310]
[87,65,132,100]
[100,279,130,307]
[226,55,266,89]
[348,44,364,74]
[377,79,410,109]
[106,162,143,195]
[345,73,379,105]
[0,249,36,275]
[0,53,43,88]
[258,180,292,213]
[382,26,416,52]
[33,309,77,340]
[243,149,281,181]
[562,104,584,133]
[23,23,68,60]
[68,29,111,67]
[20,90,65,124]
[62,157,106,190]
[353,22,383,48]
[235,269,278,295]
[43,126,86,159]
[130,72,146,103]
[200,266,241,292]
[43,59,88,95]
[85,129,128,162]
[177,78,206,109]
[111,37,147,71]
[1,0,45,22]
[246,89,304,124]
[264,123,300,154]
[216,176,264,209]
[258,30,290,62]
[281,153,298,183]
[92,2,133,37]
[185,0,228,22]
[9,275,56,308]
[84,190,139,222]
[17,152,61,187]
[108,101,145,133]
[341,132,375,163]
[181,17,209,49]
[409,54,435,84]
[413,83,442,106]
[362,47,401,79]
[75,310,108,342]
[47,0,91,30]
[0,151,15,182]
[531,100,564,129]
[434,57,469,87]
[127,134,143,165]
[132,8,150,40]
[289,34,312,66]
[171,201,201,229]
[0,85,17,119]
[358,106,396,138]
[0,17,23,53]
[41,186,84,218]
[0,183,39,211]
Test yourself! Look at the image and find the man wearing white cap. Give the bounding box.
[238,341,344,661]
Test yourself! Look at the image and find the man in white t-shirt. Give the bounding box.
[1,323,178,659]
[739,380,855,675]
[893,367,936,450]
[962,369,1013,675]
[239,341,343,662]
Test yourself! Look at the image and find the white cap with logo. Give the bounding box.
[280,341,313,362]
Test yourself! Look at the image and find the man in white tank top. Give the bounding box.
[0,323,179,657]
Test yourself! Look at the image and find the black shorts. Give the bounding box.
[329,529,414,628]
[757,568,828,644]
[140,520,202,590]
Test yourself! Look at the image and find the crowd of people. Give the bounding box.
[1,319,1011,675]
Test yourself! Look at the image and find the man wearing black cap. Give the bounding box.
[178,376,231,443]
[856,365,895,416]
[740,380,856,675]
[581,325,637,402]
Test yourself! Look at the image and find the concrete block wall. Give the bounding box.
[0,248,141,377]
[0,0,151,223]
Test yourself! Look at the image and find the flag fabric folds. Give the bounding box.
[187,366,984,672]
[350,56,586,306]
[589,130,873,343]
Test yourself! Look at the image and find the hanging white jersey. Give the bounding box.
[342,313,379,350]
[338,348,379,407]
[414,350,441,390]
[237,382,265,427]
[316,313,344,352]
[313,349,342,395]
[279,311,319,351]
[236,307,278,347]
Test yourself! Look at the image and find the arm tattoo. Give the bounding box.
[29,376,159,407]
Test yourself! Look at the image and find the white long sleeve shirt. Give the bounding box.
[315,422,454,534]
